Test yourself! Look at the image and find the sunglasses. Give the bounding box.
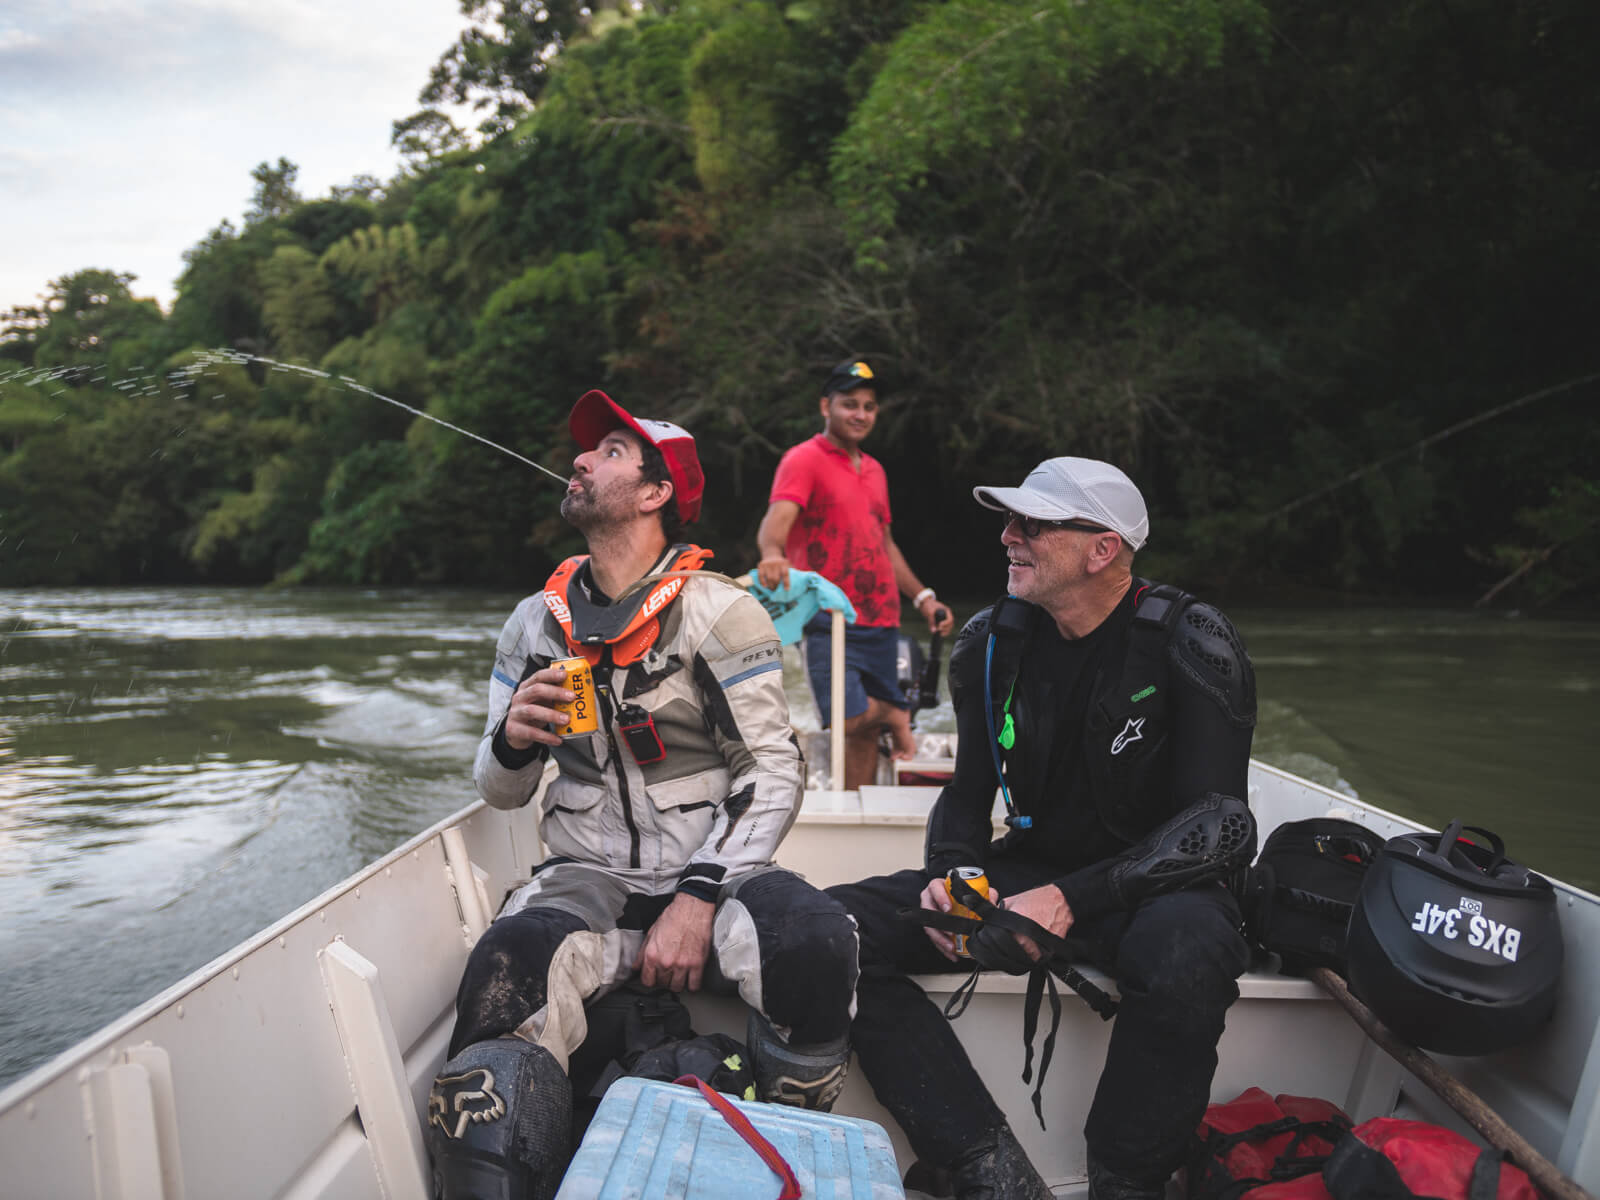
[1001,511,1113,539]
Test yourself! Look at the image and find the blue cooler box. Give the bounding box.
[556,1076,904,1198]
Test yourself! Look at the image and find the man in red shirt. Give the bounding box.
[756,359,954,789]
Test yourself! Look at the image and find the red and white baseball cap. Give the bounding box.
[569,390,704,524]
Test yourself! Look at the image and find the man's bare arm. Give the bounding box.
[756,500,802,589]
[885,527,954,634]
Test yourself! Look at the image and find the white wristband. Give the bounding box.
[912,587,936,608]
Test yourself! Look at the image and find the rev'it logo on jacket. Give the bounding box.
[1111,716,1145,755]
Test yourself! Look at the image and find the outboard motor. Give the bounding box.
[1345,820,1562,1056]
[897,628,945,723]
[896,632,927,710]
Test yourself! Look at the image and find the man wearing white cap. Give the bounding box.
[829,457,1258,1200]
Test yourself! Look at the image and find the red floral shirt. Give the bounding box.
[769,434,900,627]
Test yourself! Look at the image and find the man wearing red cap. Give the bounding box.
[756,358,955,790]
[426,391,858,1199]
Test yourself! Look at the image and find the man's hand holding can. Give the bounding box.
[919,868,1001,963]
[504,659,595,749]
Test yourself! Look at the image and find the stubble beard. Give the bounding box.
[561,478,634,536]
[560,487,605,534]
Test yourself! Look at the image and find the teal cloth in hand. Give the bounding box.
[744,569,857,645]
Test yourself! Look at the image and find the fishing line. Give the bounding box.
[1266,369,1600,521]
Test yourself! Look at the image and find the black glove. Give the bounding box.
[967,922,1035,975]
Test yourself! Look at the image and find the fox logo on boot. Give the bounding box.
[428,1067,506,1140]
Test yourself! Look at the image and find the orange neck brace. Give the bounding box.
[543,545,714,666]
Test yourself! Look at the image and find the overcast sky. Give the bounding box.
[0,0,477,315]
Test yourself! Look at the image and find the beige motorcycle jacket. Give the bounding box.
[473,546,804,900]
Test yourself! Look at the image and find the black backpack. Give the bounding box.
[566,983,757,1145]
[1244,818,1385,976]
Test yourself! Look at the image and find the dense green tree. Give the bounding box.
[0,306,45,366]
[30,270,166,371]
[259,246,341,362]
[245,157,304,226]
[392,110,470,166]
[3,0,1594,604]
[685,4,800,193]
[168,222,270,352]
[416,0,655,134]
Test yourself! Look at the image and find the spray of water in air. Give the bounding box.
[0,350,572,486]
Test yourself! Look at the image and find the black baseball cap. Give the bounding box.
[822,358,882,397]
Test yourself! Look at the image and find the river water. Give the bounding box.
[0,587,1594,1088]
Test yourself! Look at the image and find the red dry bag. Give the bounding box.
[1190,1093,1541,1200]
[1322,1117,1539,1200]
[1187,1088,1352,1199]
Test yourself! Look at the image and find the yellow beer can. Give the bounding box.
[944,866,991,958]
[551,656,599,736]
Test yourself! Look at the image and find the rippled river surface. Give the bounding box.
[0,587,1594,1087]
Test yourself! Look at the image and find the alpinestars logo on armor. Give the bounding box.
[1110,717,1145,755]
[428,1067,507,1139]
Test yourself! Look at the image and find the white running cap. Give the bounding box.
[973,457,1149,550]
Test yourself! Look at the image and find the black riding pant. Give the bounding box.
[829,861,1249,1182]
[450,861,858,1061]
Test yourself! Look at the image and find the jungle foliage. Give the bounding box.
[3,0,1596,608]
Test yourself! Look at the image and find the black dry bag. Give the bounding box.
[1345,820,1562,1056]
[1245,817,1385,976]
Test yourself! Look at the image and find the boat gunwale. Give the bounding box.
[6,757,1598,1161]
[0,796,506,1113]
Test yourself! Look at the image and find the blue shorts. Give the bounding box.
[801,622,907,728]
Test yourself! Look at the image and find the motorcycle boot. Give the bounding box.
[746,1010,851,1111]
[946,1122,1053,1200]
[1086,1155,1168,1200]
[425,1037,572,1200]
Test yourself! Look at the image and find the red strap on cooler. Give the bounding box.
[673,1075,801,1200]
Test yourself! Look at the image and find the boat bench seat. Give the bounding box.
[905,962,1327,1002]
